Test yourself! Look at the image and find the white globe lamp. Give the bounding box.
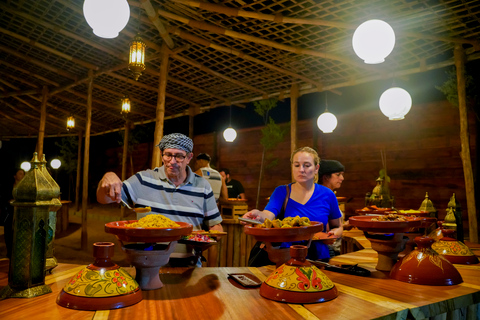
[51,159,62,169]
[223,127,237,142]
[21,161,31,172]
[352,19,395,64]
[317,111,338,133]
[83,0,130,39]
[379,87,412,120]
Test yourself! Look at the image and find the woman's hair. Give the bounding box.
[290,147,320,183]
[290,147,320,165]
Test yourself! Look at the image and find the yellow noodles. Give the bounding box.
[126,214,180,228]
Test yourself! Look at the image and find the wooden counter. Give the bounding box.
[1,250,479,319]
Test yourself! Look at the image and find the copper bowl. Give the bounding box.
[105,220,193,242]
[243,221,323,242]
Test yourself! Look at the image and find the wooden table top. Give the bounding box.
[1,249,479,320]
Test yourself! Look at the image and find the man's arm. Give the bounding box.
[96,172,123,204]
[218,175,229,203]
[209,223,223,232]
[238,192,246,200]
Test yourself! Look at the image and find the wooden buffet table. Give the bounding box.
[1,247,479,320]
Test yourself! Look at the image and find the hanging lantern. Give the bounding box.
[223,127,237,142]
[379,87,412,120]
[352,19,395,64]
[66,116,75,130]
[121,96,131,114]
[317,111,338,133]
[83,0,130,39]
[129,34,146,81]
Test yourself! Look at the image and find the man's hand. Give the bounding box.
[96,172,123,204]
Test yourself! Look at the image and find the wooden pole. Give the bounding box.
[152,44,169,168]
[75,130,83,212]
[454,44,478,243]
[290,83,299,181]
[121,120,130,218]
[189,107,195,140]
[81,70,93,250]
[37,86,49,158]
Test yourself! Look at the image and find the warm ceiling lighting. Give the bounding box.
[121,96,131,114]
[129,34,146,81]
[66,116,75,130]
[379,87,412,120]
[352,19,395,64]
[83,0,130,39]
[317,111,338,133]
[50,159,62,170]
[223,127,237,142]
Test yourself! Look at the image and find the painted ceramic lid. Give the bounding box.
[390,236,463,285]
[57,242,142,310]
[260,245,338,303]
[432,230,479,265]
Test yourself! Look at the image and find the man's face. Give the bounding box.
[162,148,193,177]
[220,171,229,180]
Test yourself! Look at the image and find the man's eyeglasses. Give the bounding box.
[163,152,187,162]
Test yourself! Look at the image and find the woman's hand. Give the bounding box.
[240,209,263,225]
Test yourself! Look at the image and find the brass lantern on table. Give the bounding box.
[129,34,146,81]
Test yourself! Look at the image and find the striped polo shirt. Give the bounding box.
[121,165,222,231]
[199,167,223,201]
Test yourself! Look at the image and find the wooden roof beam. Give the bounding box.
[157,8,367,68]
[0,109,39,134]
[139,0,175,49]
[170,27,325,90]
[92,84,156,111]
[4,100,67,132]
[171,54,268,96]
[173,0,479,47]
[0,60,60,86]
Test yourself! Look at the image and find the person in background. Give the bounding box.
[318,159,348,256]
[194,153,228,203]
[242,147,343,262]
[96,133,223,267]
[2,169,25,259]
[219,168,246,199]
[318,159,345,192]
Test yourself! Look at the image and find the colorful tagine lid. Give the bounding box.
[390,236,463,285]
[431,229,479,265]
[57,242,142,310]
[260,245,338,304]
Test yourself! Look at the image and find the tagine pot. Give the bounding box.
[260,245,338,304]
[390,236,463,285]
[57,242,142,310]
[432,229,479,265]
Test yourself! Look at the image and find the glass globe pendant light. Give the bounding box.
[223,106,237,142]
[379,87,412,120]
[317,93,338,133]
[83,0,130,39]
[352,19,395,64]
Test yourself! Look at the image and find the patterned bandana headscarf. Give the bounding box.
[156,133,193,153]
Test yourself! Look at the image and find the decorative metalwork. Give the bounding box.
[128,34,146,81]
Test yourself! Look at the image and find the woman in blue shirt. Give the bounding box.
[243,147,343,260]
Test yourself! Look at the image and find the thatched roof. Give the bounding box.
[1,0,479,138]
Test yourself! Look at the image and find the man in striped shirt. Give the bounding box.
[97,133,223,266]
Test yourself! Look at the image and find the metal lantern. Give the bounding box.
[121,96,131,114]
[223,127,237,142]
[352,19,395,64]
[83,0,130,39]
[379,87,412,120]
[129,34,146,81]
[66,116,75,130]
[317,111,338,133]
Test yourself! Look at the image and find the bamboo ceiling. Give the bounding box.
[1,0,479,138]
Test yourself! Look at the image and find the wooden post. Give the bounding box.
[37,86,49,158]
[81,70,93,250]
[75,130,83,212]
[290,83,299,181]
[121,120,130,218]
[189,107,195,140]
[152,44,169,168]
[454,44,478,243]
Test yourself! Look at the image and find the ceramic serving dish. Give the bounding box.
[105,220,193,242]
[348,215,423,233]
[243,221,323,242]
[432,229,479,265]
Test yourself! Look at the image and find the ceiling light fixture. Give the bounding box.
[223,106,237,142]
[66,116,75,131]
[352,19,395,64]
[129,34,146,81]
[379,87,412,120]
[83,0,130,39]
[121,95,131,114]
[317,93,338,133]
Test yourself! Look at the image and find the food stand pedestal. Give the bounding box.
[1,236,479,320]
